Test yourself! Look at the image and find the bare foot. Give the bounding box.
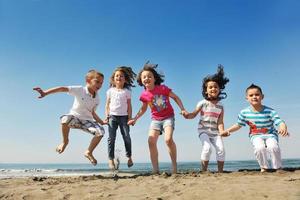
[84,151,97,166]
[260,168,267,173]
[152,170,160,175]
[108,159,115,170]
[114,158,120,170]
[276,168,285,174]
[56,143,68,154]
[127,158,133,168]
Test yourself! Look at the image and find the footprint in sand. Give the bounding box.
[63,194,72,200]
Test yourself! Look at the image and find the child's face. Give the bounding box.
[206,81,220,99]
[87,75,104,93]
[246,88,264,106]
[113,70,125,87]
[141,70,155,90]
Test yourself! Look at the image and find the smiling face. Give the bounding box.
[246,88,264,107]
[206,81,220,99]
[113,70,125,88]
[141,70,155,90]
[87,75,104,95]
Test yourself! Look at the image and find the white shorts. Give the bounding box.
[60,115,105,136]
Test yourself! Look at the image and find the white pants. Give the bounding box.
[199,133,225,161]
[251,136,282,169]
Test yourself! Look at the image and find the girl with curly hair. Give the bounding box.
[183,65,229,173]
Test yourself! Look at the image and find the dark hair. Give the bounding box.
[202,64,229,101]
[246,84,263,94]
[137,61,164,87]
[110,66,136,89]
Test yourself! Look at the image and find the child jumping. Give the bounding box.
[221,84,288,172]
[128,62,187,174]
[33,69,106,166]
[105,66,136,170]
[183,65,229,173]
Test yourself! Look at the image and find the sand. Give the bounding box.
[1,169,300,200]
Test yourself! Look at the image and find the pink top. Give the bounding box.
[140,85,174,120]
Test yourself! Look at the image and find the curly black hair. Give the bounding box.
[202,64,229,101]
[137,61,165,87]
[110,66,137,89]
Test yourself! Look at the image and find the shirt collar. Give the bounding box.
[84,86,97,98]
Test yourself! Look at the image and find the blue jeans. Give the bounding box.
[108,115,132,160]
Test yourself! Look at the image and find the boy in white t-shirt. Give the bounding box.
[33,70,106,166]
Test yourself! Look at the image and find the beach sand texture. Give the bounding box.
[1,170,300,200]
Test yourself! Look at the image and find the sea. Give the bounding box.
[1,159,300,179]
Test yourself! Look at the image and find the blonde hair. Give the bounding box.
[85,69,104,81]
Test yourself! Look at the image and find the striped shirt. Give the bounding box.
[197,99,223,137]
[237,105,284,140]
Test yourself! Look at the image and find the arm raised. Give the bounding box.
[33,86,69,98]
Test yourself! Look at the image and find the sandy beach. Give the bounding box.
[1,169,300,200]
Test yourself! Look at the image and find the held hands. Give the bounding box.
[101,120,108,125]
[33,87,47,98]
[219,130,231,137]
[180,110,189,118]
[127,118,136,126]
[278,123,289,137]
[103,116,109,125]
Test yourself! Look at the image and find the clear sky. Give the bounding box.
[0,0,299,164]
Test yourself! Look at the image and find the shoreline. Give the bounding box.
[3,166,300,178]
[1,166,300,179]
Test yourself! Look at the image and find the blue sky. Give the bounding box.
[0,0,299,164]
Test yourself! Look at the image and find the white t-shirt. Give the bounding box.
[68,86,99,120]
[106,87,131,116]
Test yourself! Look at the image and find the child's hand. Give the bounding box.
[128,119,136,126]
[181,111,190,119]
[180,110,189,118]
[103,117,109,125]
[33,87,47,98]
[102,120,108,125]
[220,130,230,137]
[278,123,289,137]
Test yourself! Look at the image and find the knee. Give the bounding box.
[217,148,225,160]
[148,137,157,147]
[124,136,131,143]
[165,138,174,146]
[254,145,266,153]
[203,143,212,153]
[267,143,280,152]
[94,132,103,139]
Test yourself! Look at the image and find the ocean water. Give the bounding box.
[1,159,300,179]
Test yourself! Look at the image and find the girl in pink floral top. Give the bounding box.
[128,62,187,174]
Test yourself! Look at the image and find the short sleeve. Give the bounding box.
[161,85,172,96]
[106,89,111,98]
[139,92,148,103]
[68,86,83,96]
[126,89,131,99]
[196,100,205,109]
[237,111,247,126]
